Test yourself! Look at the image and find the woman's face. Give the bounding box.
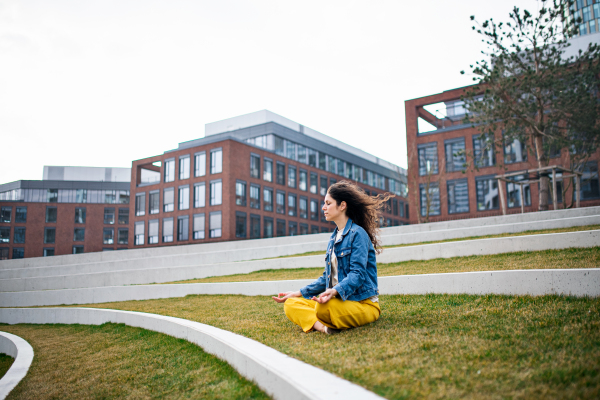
[323,193,346,222]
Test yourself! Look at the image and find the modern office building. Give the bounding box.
[0,166,131,259]
[569,0,600,36]
[405,88,600,224]
[130,110,409,247]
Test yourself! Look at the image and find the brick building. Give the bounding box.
[405,88,600,224]
[0,167,131,259]
[130,110,409,247]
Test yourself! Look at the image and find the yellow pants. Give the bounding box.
[283,297,381,332]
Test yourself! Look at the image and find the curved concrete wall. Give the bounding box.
[0,332,34,400]
[2,229,598,293]
[1,269,597,307]
[1,206,598,273]
[0,308,384,400]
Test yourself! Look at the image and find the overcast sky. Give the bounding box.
[0,0,540,184]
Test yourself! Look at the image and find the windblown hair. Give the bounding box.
[327,180,394,254]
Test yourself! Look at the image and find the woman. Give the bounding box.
[272,180,393,334]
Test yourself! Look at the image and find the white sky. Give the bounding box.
[0,0,539,184]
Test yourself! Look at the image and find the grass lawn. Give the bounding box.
[0,353,14,380]
[0,323,269,400]
[83,294,600,399]
[162,246,600,284]
[266,224,600,259]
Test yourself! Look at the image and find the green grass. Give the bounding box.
[83,294,600,399]
[265,224,600,259]
[0,353,14,380]
[0,323,269,400]
[162,246,600,284]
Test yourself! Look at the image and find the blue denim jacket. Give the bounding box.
[300,219,379,301]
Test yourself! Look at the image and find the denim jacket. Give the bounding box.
[300,219,379,301]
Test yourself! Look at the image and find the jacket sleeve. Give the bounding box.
[300,271,327,299]
[333,231,368,300]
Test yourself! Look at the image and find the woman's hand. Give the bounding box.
[272,291,302,303]
[312,288,337,304]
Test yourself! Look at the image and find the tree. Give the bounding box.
[461,0,600,211]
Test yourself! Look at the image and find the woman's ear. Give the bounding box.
[341,201,347,211]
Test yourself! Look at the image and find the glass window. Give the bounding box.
[135,221,145,245]
[445,138,466,172]
[74,207,86,223]
[195,152,206,177]
[135,193,146,216]
[209,211,222,238]
[14,227,25,244]
[250,184,260,209]
[118,228,128,245]
[73,245,84,254]
[15,207,27,223]
[263,217,273,238]
[104,208,115,224]
[447,179,470,214]
[103,228,114,244]
[0,248,8,260]
[288,165,297,188]
[504,138,527,164]
[178,185,190,210]
[308,148,317,167]
[276,219,286,237]
[288,221,298,236]
[299,197,308,219]
[310,172,317,194]
[337,159,345,176]
[193,213,205,240]
[330,178,337,187]
[288,194,297,217]
[104,191,117,204]
[276,191,285,214]
[177,216,189,241]
[419,183,441,216]
[507,175,531,208]
[118,191,130,205]
[164,188,174,212]
[118,208,129,224]
[236,181,247,206]
[74,228,85,242]
[285,140,296,160]
[320,176,328,196]
[210,148,223,174]
[163,218,174,242]
[44,248,55,257]
[164,159,175,182]
[194,183,205,208]
[310,199,318,221]
[179,155,190,180]
[12,248,24,259]
[249,214,260,239]
[418,142,439,176]
[263,187,273,212]
[149,191,159,214]
[327,156,336,174]
[0,207,11,223]
[76,189,87,203]
[318,152,326,170]
[297,145,307,164]
[210,180,222,206]
[473,134,496,168]
[264,159,273,182]
[578,162,600,200]
[46,207,57,223]
[299,170,307,191]
[475,176,499,211]
[276,163,285,185]
[0,227,8,243]
[47,189,58,203]
[148,219,159,244]
[311,225,319,234]
[250,154,260,179]
[236,212,247,238]
[275,136,285,156]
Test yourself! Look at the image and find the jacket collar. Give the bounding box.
[333,218,353,244]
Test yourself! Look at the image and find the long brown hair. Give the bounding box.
[327,180,394,254]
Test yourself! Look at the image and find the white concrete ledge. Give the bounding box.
[0,332,34,400]
[1,269,598,307]
[2,230,598,293]
[0,308,383,400]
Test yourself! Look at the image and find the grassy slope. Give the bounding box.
[164,246,600,284]
[86,294,600,400]
[0,323,269,400]
[0,354,14,380]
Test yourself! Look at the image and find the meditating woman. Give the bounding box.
[272,180,392,334]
